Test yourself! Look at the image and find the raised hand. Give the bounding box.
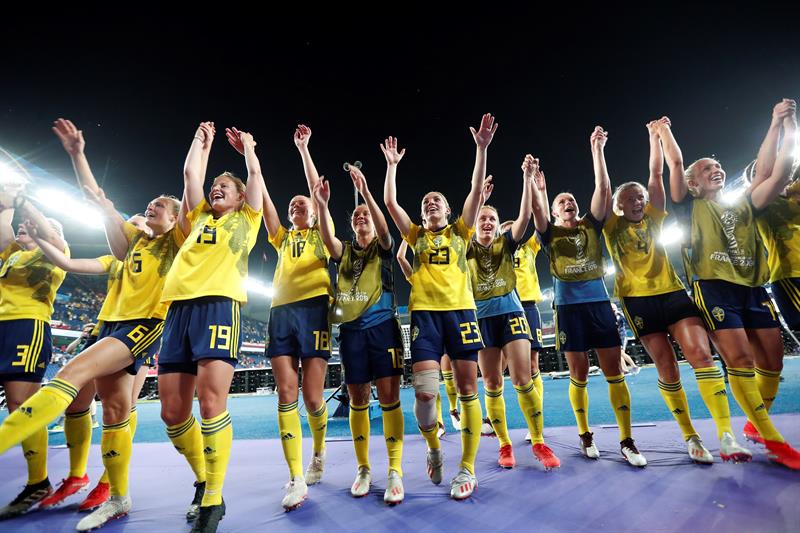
[380,136,406,166]
[534,168,547,193]
[480,175,494,204]
[82,186,115,212]
[522,155,539,179]
[52,118,85,156]
[312,178,331,206]
[646,120,660,138]
[470,113,498,149]
[590,126,608,151]
[350,168,369,196]
[773,98,797,123]
[294,124,312,149]
[226,127,255,155]
[195,121,215,150]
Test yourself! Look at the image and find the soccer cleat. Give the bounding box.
[75,495,131,531]
[579,432,600,459]
[620,438,647,467]
[383,470,404,505]
[186,481,205,522]
[533,443,561,470]
[426,448,444,485]
[190,501,225,533]
[437,421,446,439]
[481,417,496,437]
[719,432,752,463]
[0,478,52,520]
[498,444,515,468]
[78,481,109,512]
[38,474,90,509]
[686,435,714,464]
[305,450,326,485]
[350,466,371,497]
[449,409,461,431]
[449,468,477,500]
[524,431,532,443]
[743,420,765,445]
[764,439,800,470]
[281,477,308,511]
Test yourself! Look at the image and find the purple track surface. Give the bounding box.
[1,415,798,532]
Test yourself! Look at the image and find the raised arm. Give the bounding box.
[351,167,391,250]
[183,122,215,213]
[0,204,14,251]
[751,99,797,190]
[226,127,267,210]
[655,117,688,203]
[52,118,101,197]
[311,179,344,261]
[589,126,612,221]
[25,221,107,274]
[14,193,67,252]
[83,186,129,261]
[510,156,534,242]
[530,164,550,233]
[463,113,498,228]
[293,124,323,196]
[751,108,798,210]
[396,239,413,280]
[646,120,666,211]
[381,136,412,236]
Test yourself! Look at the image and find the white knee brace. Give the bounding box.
[413,369,440,428]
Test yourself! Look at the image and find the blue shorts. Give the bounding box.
[266,295,331,360]
[98,319,162,375]
[410,309,483,363]
[693,280,779,331]
[479,311,532,349]
[339,318,404,384]
[621,289,699,338]
[554,301,620,353]
[770,278,800,331]
[0,319,52,383]
[159,296,241,375]
[522,302,543,350]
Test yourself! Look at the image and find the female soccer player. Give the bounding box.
[383,113,495,500]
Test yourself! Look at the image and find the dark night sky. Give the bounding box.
[1,8,797,315]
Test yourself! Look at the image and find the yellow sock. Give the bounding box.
[129,406,138,439]
[569,377,590,435]
[21,427,48,484]
[307,404,328,455]
[0,378,78,454]
[99,470,109,484]
[728,368,783,443]
[484,387,510,447]
[436,394,444,427]
[755,367,781,411]
[657,380,697,440]
[101,419,132,497]
[694,366,732,439]
[442,370,458,412]
[419,422,440,450]
[200,411,232,507]
[532,370,544,408]
[349,403,371,470]
[166,415,206,483]
[278,401,303,478]
[606,374,632,441]
[515,380,544,444]
[459,393,481,475]
[64,408,92,478]
[381,401,404,476]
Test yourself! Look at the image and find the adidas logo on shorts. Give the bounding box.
[102,450,120,459]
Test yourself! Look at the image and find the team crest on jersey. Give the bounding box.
[412,326,420,341]
[711,307,725,322]
[433,236,443,247]
[559,331,567,345]
[5,253,21,269]
[634,316,644,329]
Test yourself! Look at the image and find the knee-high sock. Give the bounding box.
[515,380,544,444]
[436,393,444,427]
[101,419,132,497]
[349,403,370,470]
[307,404,328,455]
[727,368,783,443]
[278,402,303,478]
[200,411,232,507]
[484,387,510,447]
[657,380,697,440]
[21,427,48,485]
[166,415,206,483]
[532,370,544,408]
[754,367,781,411]
[569,377,590,435]
[459,393,481,475]
[606,375,632,441]
[0,378,78,454]
[129,406,138,439]
[442,370,458,412]
[381,401,404,476]
[64,408,92,478]
[694,366,732,439]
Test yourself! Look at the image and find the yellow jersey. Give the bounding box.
[162,200,262,304]
[603,204,684,297]
[0,242,69,322]
[94,255,123,322]
[756,195,800,282]
[513,235,543,303]
[404,216,475,311]
[269,223,333,307]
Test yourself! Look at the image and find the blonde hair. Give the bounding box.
[684,158,719,197]
[477,204,501,238]
[157,195,181,217]
[551,192,576,217]
[421,191,451,225]
[612,182,648,216]
[214,172,246,195]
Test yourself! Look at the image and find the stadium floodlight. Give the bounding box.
[604,264,616,276]
[722,186,746,205]
[0,161,29,186]
[244,277,274,298]
[34,188,105,229]
[660,222,685,246]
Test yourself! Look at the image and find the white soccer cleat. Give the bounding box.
[426,448,444,485]
[686,435,714,464]
[620,438,647,467]
[350,467,371,497]
[481,417,496,437]
[719,432,753,463]
[281,477,308,511]
[383,470,404,505]
[75,495,131,531]
[449,468,478,500]
[579,432,600,459]
[437,422,446,439]
[449,410,461,431]
[524,431,532,443]
[305,450,326,485]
